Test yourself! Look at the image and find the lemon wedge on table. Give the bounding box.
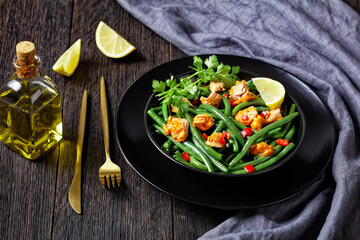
[95,21,136,58]
[252,77,285,109]
[52,39,81,77]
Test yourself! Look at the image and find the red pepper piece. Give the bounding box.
[182,152,190,161]
[220,132,231,146]
[261,111,270,119]
[229,100,236,107]
[223,93,229,99]
[241,127,253,138]
[241,114,249,121]
[244,164,255,173]
[202,133,208,140]
[221,131,231,140]
[202,84,207,87]
[191,99,199,105]
[276,139,289,146]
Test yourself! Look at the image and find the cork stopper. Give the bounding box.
[14,41,39,78]
[16,41,35,66]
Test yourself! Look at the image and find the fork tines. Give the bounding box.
[99,174,121,189]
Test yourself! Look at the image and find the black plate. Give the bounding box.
[115,54,336,209]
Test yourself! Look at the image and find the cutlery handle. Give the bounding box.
[100,77,110,159]
[68,89,88,214]
[76,90,88,169]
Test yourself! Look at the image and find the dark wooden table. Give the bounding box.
[1,0,359,239]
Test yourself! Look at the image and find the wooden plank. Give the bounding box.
[345,0,360,13]
[0,0,73,239]
[173,199,236,239]
[51,0,173,239]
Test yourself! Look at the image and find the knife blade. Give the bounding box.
[68,90,88,214]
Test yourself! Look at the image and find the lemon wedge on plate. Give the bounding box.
[252,77,285,109]
[95,21,136,58]
[52,39,81,77]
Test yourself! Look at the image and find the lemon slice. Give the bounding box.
[52,39,81,77]
[252,77,285,109]
[95,21,136,58]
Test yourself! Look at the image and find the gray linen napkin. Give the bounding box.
[117,0,360,239]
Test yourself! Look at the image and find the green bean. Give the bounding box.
[183,141,213,172]
[225,152,239,163]
[255,106,270,112]
[255,143,295,171]
[171,144,179,152]
[162,102,169,122]
[231,98,266,116]
[284,124,296,140]
[229,168,247,174]
[188,108,219,119]
[229,116,247,130]
[199,104,245,147]
[255,127,281,143]
[192,137,229,173]
[229,112,299,167]
[230,157,266,173]
[213,121,226,133]
[162,139,173,149]
[221,95,231,116]
[189,156,208,170]
[163,148,171,153]
[228,131,239,152]
[150,106,163,112]
[212,95,231,134]
[269,132,283,139]
[147,109,166,126]
[184,112,223,161]
[280,104,296,138]
[173,151,196,168]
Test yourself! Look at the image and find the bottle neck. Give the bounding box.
[13,55,40,79]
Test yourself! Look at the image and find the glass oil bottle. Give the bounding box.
[0,41,62,160]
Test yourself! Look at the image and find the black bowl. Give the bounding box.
[144,70,306,177]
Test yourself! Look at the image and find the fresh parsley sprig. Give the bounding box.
[152,55,240,104]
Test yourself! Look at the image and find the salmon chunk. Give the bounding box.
[250,115,265,131]
[265,108,283,124]
[209,81,226,93]
[162,116,189,142]
[192,113,215,131]
[249,142,274,157]
[205,132,225,148]
[200,92,222,108]
[229,80,248,100]
[235,106,258,125]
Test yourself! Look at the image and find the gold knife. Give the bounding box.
[68,90,88,214]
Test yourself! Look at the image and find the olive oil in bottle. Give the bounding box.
[0,41,63,160]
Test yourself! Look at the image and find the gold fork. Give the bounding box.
[99,76,121,188]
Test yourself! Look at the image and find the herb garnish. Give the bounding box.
[152,55,240,105]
